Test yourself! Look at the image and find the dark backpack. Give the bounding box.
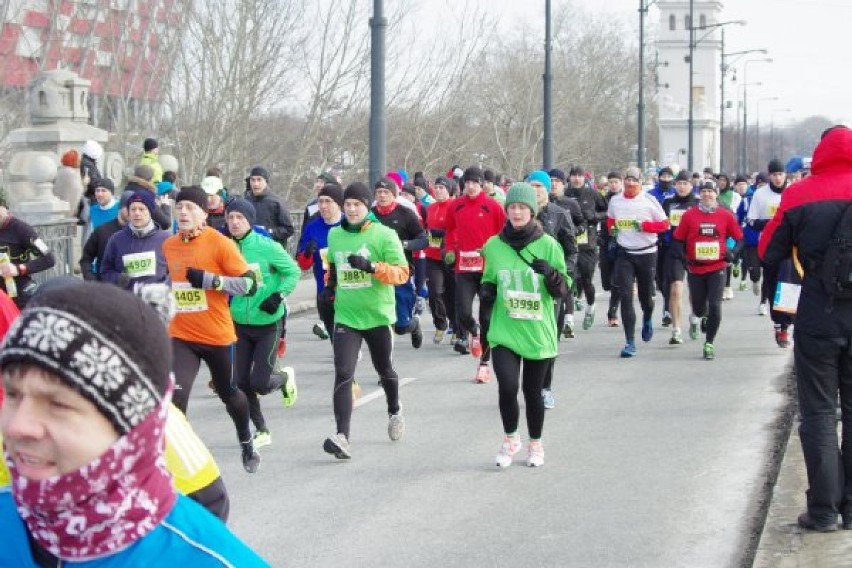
[819,203,852,301]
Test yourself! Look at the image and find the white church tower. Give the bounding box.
[656,1,723,172]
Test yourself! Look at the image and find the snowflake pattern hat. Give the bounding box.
[0,281,170,434]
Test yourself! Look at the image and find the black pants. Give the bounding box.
[172,338,252,443]
[492,346,551,439]
[614,250,657,343]
[687,269,725,343]
[455,271,491,364]
[188,476,230,522]
[743,246,762,285]
[426,259,456,331]
[599,248,621,318]
[317,289,336,340]
[575,247,598,305]
[332,324,400,438]
[656,243,670,311]
[234,321,283,433]
[794,330,852,525]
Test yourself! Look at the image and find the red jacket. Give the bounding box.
[673,206,742,275]
[444,191,506,273]
[424,198,454,261]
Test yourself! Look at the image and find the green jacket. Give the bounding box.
[230,230,300,326]
[138,152,165,184]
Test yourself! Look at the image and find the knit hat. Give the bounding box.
[401,183,417,197]
[785,156,805,174]
[249,166,269,181]
[127,190,158,217]
[755,172,769,184]
[625,167,643,180]
[658,166,674,177]
[767,159,785,174]
[344,182,372,208]
[119,190,135,209]
[317,172,336,185]
[175,185,208,210]
[703,167,715,176]
[568,166,584,177]
[699,180,718,194]
[134,164,155,182]
[483,169,496,183]
[384,171,403,190]
[463,166,484,185]
[433,176,452,194]
[734,175,749,185]
[318,183,344,207]
[225,197,256,225]
[61,150,80,168]
[143,138,158,152]
[504,182,539,216]
[675,170,692,182]
[200,175,224,195]
[82,140,103,160]
[375,176,398,195]
[526,170,552,193]
[548,168,566,182]
[0,281,171,434]
[397,170,409,185]
[94,178,115,193]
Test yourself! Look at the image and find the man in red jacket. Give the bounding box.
[443,166,506,383]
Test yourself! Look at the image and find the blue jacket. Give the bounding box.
[647,182,672,205]
[90,201,121,231]
[297,214,342,292]
[0,489,268,567]
[100,225,171,289]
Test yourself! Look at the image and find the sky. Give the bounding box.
[417,0,852,126]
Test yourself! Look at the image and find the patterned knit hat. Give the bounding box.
[504,182,539,216]
[0,281,170,434]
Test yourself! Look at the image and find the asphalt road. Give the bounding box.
[184,285,792,568]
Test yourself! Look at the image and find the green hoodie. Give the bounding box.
[229,230,300,325]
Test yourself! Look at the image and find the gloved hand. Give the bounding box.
[347,254,375,273]
[259,292,283,314]
[318,286,335,305]
[633,220,643,232]
[530,259,557,278]
[304,240,318,257]
[185,267,206,289]
[443,251,456,266]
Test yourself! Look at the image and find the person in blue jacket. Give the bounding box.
[0,281,267,566]
[100,190,170,289]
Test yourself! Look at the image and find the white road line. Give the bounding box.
[354,377,417,408]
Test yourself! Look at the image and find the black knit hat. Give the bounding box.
[659,166,674,177]
[226,196,257,225]
[483,169,496,183]
[249,166,270,181]
[734,175,749,184]
[374,176,398,195]
[0,281,171,434]
[175,185,208,210]
[401,183,417,196]
[675,170,691,182]
[548,168,566,182]
[127,190,157,217]
[318,183,344,208]
[344,182,372,208]
[463,166,484,184]
[767,159,785,174]
[143,137,158,152]
[96,178,115,193]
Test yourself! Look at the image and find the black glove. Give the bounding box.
[304,240,318,257]
[347,254,375,273]
[530,259,567,299]
[318,286,335,306]
[530,259,557,278]
[185,267,206,289]
[259,292,283,314]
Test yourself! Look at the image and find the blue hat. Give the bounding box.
[785,156,805,174]
[127,190,158,218]
[525,170,552,193]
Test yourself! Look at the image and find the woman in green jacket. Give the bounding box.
[227,198,301,449]
[481,183,570,468]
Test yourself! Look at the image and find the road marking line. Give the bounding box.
[354,377,417,408]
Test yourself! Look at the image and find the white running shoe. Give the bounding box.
[527,440,544,467]
[758,301,768,316]
[388,412,405,441]
[722,287,733,300]
[495,433,522,468]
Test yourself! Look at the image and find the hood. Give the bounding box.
[126,176,156,192]
[811,127,852,175]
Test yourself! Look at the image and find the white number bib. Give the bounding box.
[122,251,156,277]
[338,263,372,289]
[458,250,484,272]
[504,290,543,321]
[694,241,720,261]
[172,282,208,312]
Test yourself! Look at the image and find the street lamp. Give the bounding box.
[740,57,773,173]
[543,0,553,169]
[755,96,779,168]
[687,0,745,171]
[637,0,658,171]
[719,41,768,173]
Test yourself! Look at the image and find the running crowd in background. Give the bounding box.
[0,130,836,564]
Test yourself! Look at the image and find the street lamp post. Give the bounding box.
[638,0,657,171]
[755,96,779,167]
[368,0,387,189]
[720,44,768,173]
[543,0,553,169]
[740,57,773,173]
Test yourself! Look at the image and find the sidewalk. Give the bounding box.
[286,275,318,317]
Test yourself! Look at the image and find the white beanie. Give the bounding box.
[82,140,104,160]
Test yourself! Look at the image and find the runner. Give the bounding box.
[423,176,457,343]
[717,173,742,300]
[481,183,569,468]
[672,181,743,359]
[321,182,410,460]
[227,197,300,450]
[607,167,669,357]
[660,171,698,344]
[161,185,261,473]
[443,167,506,383]
[0,196,55,309]
[599,172,623,326]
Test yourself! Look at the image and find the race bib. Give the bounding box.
[428,232,443,249]
[122,251,156,278]
[338,263,372,289]
[172,282,208,312]
[669,209,685,227]
[576,231,588,245]
[767,204,779,217]
[615,218,638,232]
[319,247,329,271]
[504,290,543,321]
[694,241,720,261]
[247,262,264,288]
[458,250,484,272]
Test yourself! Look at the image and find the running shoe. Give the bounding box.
[323,433,351,459]
[474,364,492,383]
[752,281,761,296]
[582,311,595,330]
[641,319,654,342]
[279,366,297,407]
[661,311,672,327]
[453,338,470,355]
[775,327,790,348]
[241,443,261,473]
[669,329,683,345]
[738,280,748,292]
[388,412,405,441]
[574,298,584,311]
[414,296,426,316]
[608,317,619,327]
[433,329,446,344]
[732,264,741,278]
[703,342,715,360]
[312,322,330,340]
[253,430,272,449]
[758,302,768,316]
[410,316,423,349]
[495,433,522,468]
[542,388,556,409]
[722,287,733,301]
[620,342,637,358]
[527,440,544,467]
[562,321,575,339]
[688,317,699,340]
[470,334,483,358]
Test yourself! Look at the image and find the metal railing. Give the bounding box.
[30,218,78,284]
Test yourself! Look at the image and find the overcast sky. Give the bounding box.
[417,0,852,126]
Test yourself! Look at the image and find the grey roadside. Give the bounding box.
[285,275,318,318]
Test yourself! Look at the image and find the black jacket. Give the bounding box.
[563,185,608,249]
[244,189,295,248]
[80,218,123,280]
[537,204,578,275]
[80,154,103,200]
[0,216,56,300]
[372,203,428,267]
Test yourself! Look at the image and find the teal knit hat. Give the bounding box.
[504,182,539,216]
[525,170,552,193]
